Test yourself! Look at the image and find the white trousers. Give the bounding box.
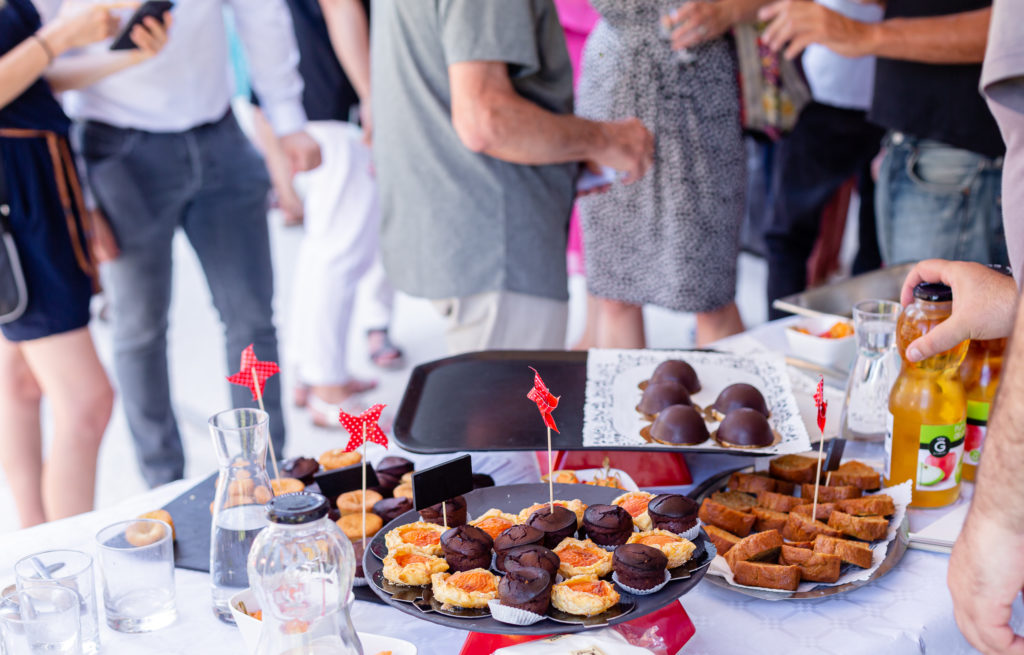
[288,121,393,385]
[431,290,568,355]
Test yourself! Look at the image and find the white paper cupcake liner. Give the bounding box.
[487,598,547,625]
[678,519,703,542]
[612,569,671,596]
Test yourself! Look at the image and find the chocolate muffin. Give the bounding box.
[717,408,774,447]
[441,524,494,572]
[647,494,699,534]
[614,544,668,591]
[373,456,415,494]
[500,544,560,578]
[650,360,701,394]
[713,383,769,417]
[526,506,578,549]
[280,457,319,486]
[649,405,710,445]
[418,495,467,527]
[498,567,552,616]
[472,473,496,489]
[494,525,545,570]
[582,504,633,547]
[373,497,413,524]
[637,381,691,417]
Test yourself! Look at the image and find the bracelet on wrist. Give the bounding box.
[31,33,55,64]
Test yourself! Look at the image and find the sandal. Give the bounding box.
[367,329,404,369]
[305,380,379,428]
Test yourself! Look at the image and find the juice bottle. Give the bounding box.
[959,337,1006,481]
[884,282,968,508]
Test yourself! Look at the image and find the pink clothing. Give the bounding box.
[555,0,599,275]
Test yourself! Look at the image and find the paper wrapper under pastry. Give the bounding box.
[486,599,547,626]
[612,570,671,596]
[677,519,702,542]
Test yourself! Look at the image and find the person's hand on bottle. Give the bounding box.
[899,259,1018,362]
[666,1,735,51]
[592,118,654,185]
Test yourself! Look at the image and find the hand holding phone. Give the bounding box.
[110,0,173,51]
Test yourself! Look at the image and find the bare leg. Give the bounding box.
[20,328,114,521]
[595,297,646,349]
[251,108,303,226]
[310,380,378,405]
[0,336,46,527]
[695,302,745,347]
[571,292,601,351]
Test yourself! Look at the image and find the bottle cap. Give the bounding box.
[265,491,329,524]
[913,282,953,303]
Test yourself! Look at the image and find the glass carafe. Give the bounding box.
[248,493,362,655]
[840,299,902,442]
[209,408,272,623]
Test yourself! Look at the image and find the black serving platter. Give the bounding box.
[362,482,713,635]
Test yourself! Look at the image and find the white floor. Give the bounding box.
[0,210,770,534]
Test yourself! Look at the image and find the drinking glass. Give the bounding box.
[0,587,81,655]
[96,518,177,632]
[659,1,698,65]
[15,550,99,654]
[840,299,902,442]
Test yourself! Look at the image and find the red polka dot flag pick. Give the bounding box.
[339,404,389,453]
[226,344,280,401]
[527,366,559,433]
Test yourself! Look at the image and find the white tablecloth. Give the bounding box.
[3,320,1020,654]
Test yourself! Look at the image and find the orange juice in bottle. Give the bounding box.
[884,282,968,508]
[959,337,1005,482]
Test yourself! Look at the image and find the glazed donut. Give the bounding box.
[393,483,414,499]
[271,478,305,496]
[400,471,414,485]
[319,449,362,471]
[338,489,383,516]
[125,516,171,547]
[253,485,273,505]
[337,513,384,540]
[137,510,175,540]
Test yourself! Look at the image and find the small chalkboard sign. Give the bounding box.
[314,463,379,500]
[412,455,474,511]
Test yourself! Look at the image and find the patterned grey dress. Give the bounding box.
[577,0,746,313]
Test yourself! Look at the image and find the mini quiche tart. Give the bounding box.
[470,509,519,540]
[382,545,449,586]
[518,499,587,527]
[552,537,614,578]
[384,521,446,556]
[551,574,620,616]
[613,491,655,531]
[626,529,696,569]
[430,568,500,609]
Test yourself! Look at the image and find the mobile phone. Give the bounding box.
[576,165,621,193]
[110,1,173,51]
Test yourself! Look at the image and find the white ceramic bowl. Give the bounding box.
[785,315,857,370]
[229,589,414,654]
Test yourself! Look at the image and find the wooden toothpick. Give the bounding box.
[252,367,281,481]
[547,426,554,513]
[362,422,368,544]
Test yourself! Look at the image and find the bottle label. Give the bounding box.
[916,421,966,491]
[883,412,894,480]
[965,401,991,466]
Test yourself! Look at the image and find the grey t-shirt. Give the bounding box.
[371,0,576,301]
[981,0,1024,284]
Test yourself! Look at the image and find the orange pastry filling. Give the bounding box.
[559,546,602,567]
[395,553,431,567]
[638,534,680,547]
[566,579,606,595]
[474,517,514,540]
[620,496,649,517]
[403,529,441,547]
[448,570,498,594]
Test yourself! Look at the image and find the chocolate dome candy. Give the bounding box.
[649,405,710,445]
[498,567,552,616]
[713,383,769,417]
[472,473,496,490]
[441,524,494,572]
[526,506,578,549]
[280,457,319,486]
[613,543,668,591]
[373,497,413,524]
[353,538,369,580]
[500,544,560,578]
[650,360,701,394]
[638,381,691,416]
[374,456,415,490]
[582,504,633,547]
[419,496,467,527]
[717,407,774,447]
[494,525,545,570]
[647,494,699,534]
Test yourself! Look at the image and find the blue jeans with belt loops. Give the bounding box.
[875,132,1008,268]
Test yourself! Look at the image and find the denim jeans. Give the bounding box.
[80,113,283,487]
[875,133,1008,267]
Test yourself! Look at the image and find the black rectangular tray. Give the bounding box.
[161,474,384,604]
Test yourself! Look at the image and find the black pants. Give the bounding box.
[764,102,885,320]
